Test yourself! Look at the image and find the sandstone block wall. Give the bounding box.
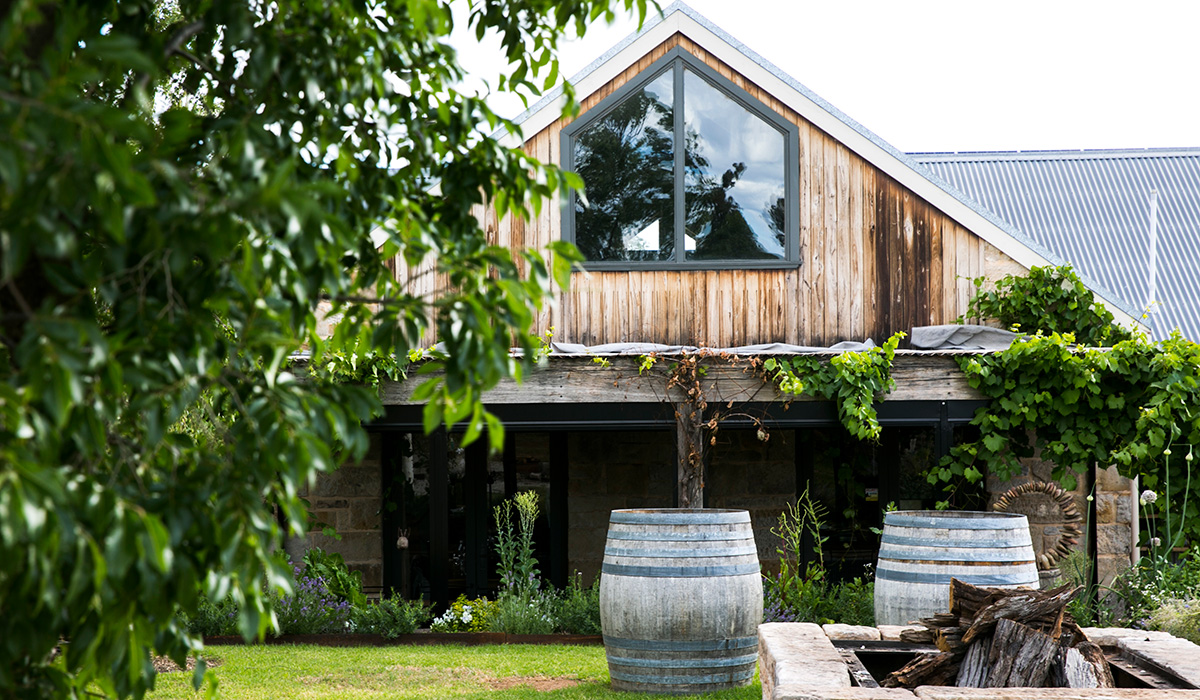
[987,453,1135,590]
[286,432,384,593]
[566,428,796,582]
[704,429,796,573]
[567,431,675,583]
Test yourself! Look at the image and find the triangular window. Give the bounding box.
[562,47,799,269]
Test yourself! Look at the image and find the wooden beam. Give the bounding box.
[380,354,985,406]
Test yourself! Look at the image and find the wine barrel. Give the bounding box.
[875,510,1039,626]
[600,509,762,694]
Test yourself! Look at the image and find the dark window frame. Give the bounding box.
[561,47,801,271]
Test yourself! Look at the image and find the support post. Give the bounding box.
[935,401,953,461]
[464,436,489,597]
[549,432,569,589]
[380,432,406,597]
[795,428,815,572]
[429,428,449,611]
[503,433,517,499]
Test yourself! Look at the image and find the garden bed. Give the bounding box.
[203,631,603,647]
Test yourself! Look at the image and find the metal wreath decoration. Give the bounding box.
[992,480,1084,570]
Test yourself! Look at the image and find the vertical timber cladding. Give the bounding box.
[398,32,1015,347]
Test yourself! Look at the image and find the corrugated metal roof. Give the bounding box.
[912,149,1200,341]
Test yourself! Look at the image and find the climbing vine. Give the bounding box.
[939,264,1200,544]
[623,334,906,506]
[962,264,1135,346]
[761,332,906,441]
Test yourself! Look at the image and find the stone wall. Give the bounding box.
[567,431,675,583]
[285,432,384,593]
[565,428,797,582]
[986,450,1135,590]
[704,429,796,574]
[1095,464,1137,587]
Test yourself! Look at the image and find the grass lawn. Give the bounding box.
[146,644,762,700]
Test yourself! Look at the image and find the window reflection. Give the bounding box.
[683,69,786,261]
[573,71,675,262]
[569,53,791,266]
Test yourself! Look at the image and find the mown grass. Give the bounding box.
[146,644,762,700]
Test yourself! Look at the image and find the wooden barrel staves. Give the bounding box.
[600,509,762,694]
[874,510,1039,626]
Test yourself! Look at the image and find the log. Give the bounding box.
[955,635,992,688]
[1057,641,1114,688]
[983,619,1059,688]
[899,627,934,644]
[961,586,1081,645]
[948,578,1008,619]
[923,612,962,629]
[891,578,1104,689]
[934,626,966,654]
[881,651,960,688]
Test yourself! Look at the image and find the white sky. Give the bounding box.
[451,0,1200,153]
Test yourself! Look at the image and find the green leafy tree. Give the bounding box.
[0,0,650,696]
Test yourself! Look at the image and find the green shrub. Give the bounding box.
[1148,598,1200,644]
[764,485,876,626]
[303,548,367,608]
[351,596,432,638]
[431,595,497,633]
[184,595,239,637]
[554,574,601,635]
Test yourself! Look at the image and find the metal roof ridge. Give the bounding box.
[911,147,1200,162]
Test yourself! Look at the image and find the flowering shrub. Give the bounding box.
[184,594,239,636]
[431,595,497,633]
[1148,598,1200,644]
[273,563,353,635]
[495,491,541,596]
[490,591,557,634]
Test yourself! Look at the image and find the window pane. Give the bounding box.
[683,68,787,261]
[574,71,675,262]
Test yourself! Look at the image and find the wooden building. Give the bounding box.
[293,3,1141,609]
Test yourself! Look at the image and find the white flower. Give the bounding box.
[1151,537,1162,547]
[1141,490,1158,505]
[462,610,472,623]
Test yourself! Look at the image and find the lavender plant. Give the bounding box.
[351,596,432,637]
[272,563,353,636]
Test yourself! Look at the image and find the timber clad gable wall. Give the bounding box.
[396,34,1025,347]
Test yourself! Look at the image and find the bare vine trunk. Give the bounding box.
[675,397,705,508]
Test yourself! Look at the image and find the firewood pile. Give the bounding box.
[881,578,1114,689]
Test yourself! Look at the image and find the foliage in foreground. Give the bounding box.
[144,644,760,700]
[0,0,655,696]
[183,551,431,638]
